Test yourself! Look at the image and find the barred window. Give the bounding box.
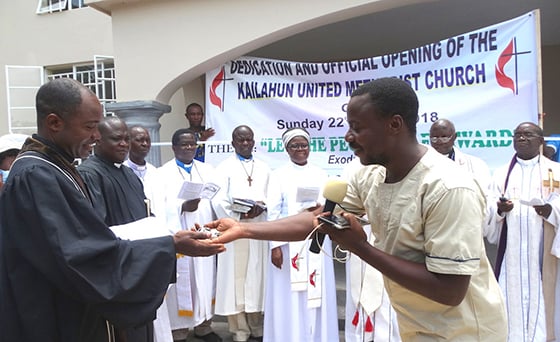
[36,0,86,14]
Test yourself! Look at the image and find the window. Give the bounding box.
[6,58,116,134]
[4,66,44,135]
[47,56,116,114]
[36,0,85,14]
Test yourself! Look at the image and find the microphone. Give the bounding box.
[309,179,348,253]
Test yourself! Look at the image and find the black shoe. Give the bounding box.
[248,336,263,342]
[194,331,223,342]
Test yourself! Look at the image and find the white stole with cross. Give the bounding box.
[348,227,384,337]
[175,253,194,316]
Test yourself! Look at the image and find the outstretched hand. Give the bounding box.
[173,230,225,257]
[204,217,246,244]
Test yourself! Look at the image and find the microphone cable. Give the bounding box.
[297,220,351,264]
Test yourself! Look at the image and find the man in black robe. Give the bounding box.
[78,116,155,341]
[0,78,225,342]
[78,116,147,226]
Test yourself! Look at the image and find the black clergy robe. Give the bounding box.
[0,137,176,342]
[78,155,148,226]
[78,155,157,341]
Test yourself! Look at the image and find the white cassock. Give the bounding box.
[145,159,218,331]
[212,155,271,315]
[263,162,339,342]
[486,155,560,341]
[123,158,157,184]
[453,148,492,195]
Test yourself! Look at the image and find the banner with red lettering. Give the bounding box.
[205,11,539,174]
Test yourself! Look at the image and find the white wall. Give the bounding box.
[0,1,113,134]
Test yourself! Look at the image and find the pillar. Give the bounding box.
[105,100,171,166]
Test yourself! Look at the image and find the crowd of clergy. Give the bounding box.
[77,103,558,342]
[1,94,558,342]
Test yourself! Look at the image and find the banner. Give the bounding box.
[205,11,539,174]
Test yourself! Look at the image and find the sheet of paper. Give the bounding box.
[296,186,320,203]
[199,182,220,200]
[110,216,173,240]
[519,197,546,206]
[177,180,204,200]
[177,181,220,200]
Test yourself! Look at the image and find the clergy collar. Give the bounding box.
[93,154,124,169]
[291,161,308,169]
[237,153,253,162]
[126,159,146,171]
[516,154,540,166]
[32,134,75,164]
[176,158,193,173]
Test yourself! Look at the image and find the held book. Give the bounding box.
[230,198,267,214]
[177,181,220,201]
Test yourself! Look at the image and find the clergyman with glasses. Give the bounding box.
[485,121,560,341]
[429,118,491,195]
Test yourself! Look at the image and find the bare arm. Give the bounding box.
[323,213,471,306]
[205,209,319,244]
[207,207,471,305]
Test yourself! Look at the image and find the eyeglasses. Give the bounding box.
[513,132,542,139]
[429,136,453,143]
[287,143,309,150]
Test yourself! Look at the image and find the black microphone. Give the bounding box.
[309,179,348,253]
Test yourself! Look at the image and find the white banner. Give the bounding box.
[205,11,539,175]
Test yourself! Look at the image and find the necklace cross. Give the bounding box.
[240,159,255,187]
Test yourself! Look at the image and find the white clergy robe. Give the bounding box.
[487,155,560,341]
[123,158,157,184]
[453,148,492,195]
[145,159,218,330]
[212,155,271,315]
[263,162,339,342]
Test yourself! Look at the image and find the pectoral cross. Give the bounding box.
[247,176,253,186]
[543,168,560,193]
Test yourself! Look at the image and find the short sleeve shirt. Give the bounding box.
[343,148,507,341]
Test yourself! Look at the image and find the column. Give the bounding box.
[105,100,171,166]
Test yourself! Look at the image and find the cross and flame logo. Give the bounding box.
[495,37,531,95]
[209,66,233,112]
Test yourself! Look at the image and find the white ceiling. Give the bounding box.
[251,0,560,62]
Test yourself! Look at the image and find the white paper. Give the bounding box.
[519,197,546,206]
[296,186,320,203]
[177,181,220,200]
[110,216,173,240]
